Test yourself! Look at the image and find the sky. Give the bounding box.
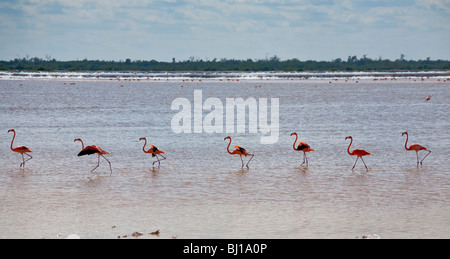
[1,0,449,62]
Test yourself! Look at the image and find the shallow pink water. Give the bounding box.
[1,73,449,238]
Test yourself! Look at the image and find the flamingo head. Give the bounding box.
[345,136,352,140]
[402,132,408,136]
[139,137,146,141]
[8,129,15,133]
[290,132,297,136]
[224,136,231,141]
[74,138,82,143]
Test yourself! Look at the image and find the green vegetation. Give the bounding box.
[1,55,449,72]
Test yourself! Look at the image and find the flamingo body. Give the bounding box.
[78,145,110,156]
[11,145,33,154]
[224,136,254,169]
[405,143,428,152]
[348,148,371,157]
[291,132,314,167]
[295,142,314,152]
[231,145,250,156]
[345,136,370,171]
[8,129,33,168]
[146,144,165,157]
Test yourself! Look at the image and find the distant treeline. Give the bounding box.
[1,55,449,72]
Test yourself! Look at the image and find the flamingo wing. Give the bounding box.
[13,145,32,153]
[98,148,110,155]
[149,145,159,157]
[233,145,249,155]
[297,142,310,151]
[78,145,102,156]
[234,145,245,152]
[352,148,371,156]
[409,144,427,151]
[90,145,110,155]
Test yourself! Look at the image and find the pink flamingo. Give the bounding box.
[139,137,166,167]
[74,138,112,174]
[291,132,314,167]
[402,132,431,168]
[8,129,33,168]
[345,136,371,171]
[224,136,254,169]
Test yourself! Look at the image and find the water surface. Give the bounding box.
[1,73,449,238]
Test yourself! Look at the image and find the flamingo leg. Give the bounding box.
[239,155,244,169]
[352,156,359,171]
[306,153,309,167]
[101,155,112,175]
[24,153,33,165]
[415,151,420,168]
[245,154,254,169]
[300,152,306,166]
[152,155,161,167]
[158,154,166,167]
[301,152,309,167]
[159,154,167,164]
[20,153,25,168]
[152,154,166,168]
[19,153,32,168]
[420,150,431,167]
[90,155,101,173]
[360,157,368,171]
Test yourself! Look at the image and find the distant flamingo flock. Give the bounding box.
[7,129,431,172]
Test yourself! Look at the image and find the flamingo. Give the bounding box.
[402,132,431,168]
[74,138,112,174]
[290,132,314,167]
[139,137,166,167]
[224,136,254,169]
[8,129,33,168]
[345,136,371,171]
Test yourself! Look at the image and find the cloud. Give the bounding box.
[0,0,449,61]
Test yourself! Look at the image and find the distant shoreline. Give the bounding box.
[1,70,450,81]
[1,57,449,74]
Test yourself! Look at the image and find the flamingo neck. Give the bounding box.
[404,133,409,150]
[292,134,298,150]
[226,138,233,154]
[142,138,148,152]
[10,131,16,151]
[79,139,85,150]
[347,138,353,155]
